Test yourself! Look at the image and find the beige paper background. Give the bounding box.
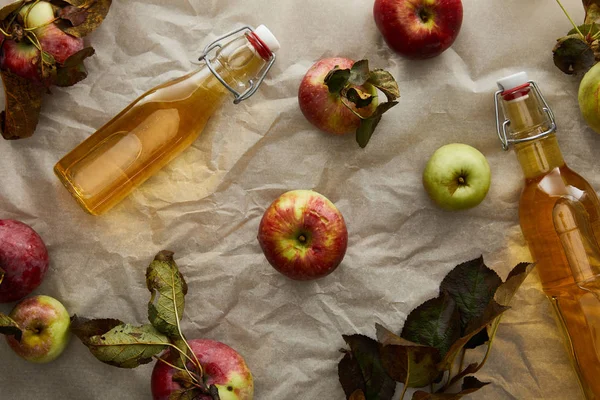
[0,0,596,398]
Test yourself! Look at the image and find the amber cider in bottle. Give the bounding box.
[497,72,600,399]
[54,26,279,215]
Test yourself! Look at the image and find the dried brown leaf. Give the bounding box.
[0,70,44,140]
[62,0,112,38]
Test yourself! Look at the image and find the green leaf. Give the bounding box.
[55,47,95,87]
[325,67,351,94]
[349,60,370,86]
[0,70,45,140]
[440,256,502,335]
[0,312,22,341]
[552,35,595,75]
[401,292,461,357]
[439,300,510,370]
[411,377,489,399]
[72,317,169,369]
[346,87,375,109]
[146,250,188,337]
[376,324,441,388]
[62,0,112,38]
[367,69,400,102]
[356,101,398,148]
[568,23,600,37]
[338,334,396,400]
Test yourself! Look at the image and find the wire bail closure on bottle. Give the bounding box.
[494,80,557,151]
[198,26,276,105]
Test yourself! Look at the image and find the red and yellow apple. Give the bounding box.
[257,190,348,280]
[298,57,378,135]
[0,219,49,303]
[5,295,71,363]
[373,0,463,59]
[151,339,254,400]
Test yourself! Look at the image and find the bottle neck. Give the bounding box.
[502,89,565,179]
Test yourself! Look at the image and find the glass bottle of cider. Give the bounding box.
[54,25,280,215]
[496,72,600,399]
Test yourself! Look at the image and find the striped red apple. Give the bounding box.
[258,190,348,280]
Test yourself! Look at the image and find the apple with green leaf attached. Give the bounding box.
[258,190,348,280]
[298,57,400,147]
[422,143,491,211]
[3,295,71,363]
[151,338,254,400]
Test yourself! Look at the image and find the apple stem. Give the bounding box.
[555,0,584,38]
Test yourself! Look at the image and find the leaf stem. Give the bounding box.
[555,0,584,38]
[22,0,41,30]
[399,369,410,400]
[458,348,466,374]
[24,17,59,32]
[170,269,205,382]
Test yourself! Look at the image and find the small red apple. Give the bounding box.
[0,220,49,303]
[36,23,84,64]
[0,40,42,82]
[298,57,378,135]
[5,295,71,363]
[373,0,463,59]
[151,339,254,400]
[257,190,348,280]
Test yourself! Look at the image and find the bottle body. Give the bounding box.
[499,79,600,399]
[518,137,600,399]
[55,34,269,215]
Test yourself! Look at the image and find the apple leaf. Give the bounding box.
[439,300,509,370]
[568,23,600,37]
[338,334,396,400]
[367,70,400,102]
[0,1,23,21]
[60,5,88,27]
[168,389,202,400]
[495,263,534,306]
[146,250,188,338]
[0,312,22,342]
[440,257,502,337]
[349,390,366,400]
[0,70,45,140]
[584,0,600,25]
[70,315,124,338]
[553,35,595,75]
[75,322,169,368]
[349,60,370,86]
[411,377,489,400]
[401,292,462,358]
[61,0,112,38]
[346,87,375,109]
[55,47,95,87]
[356,101,398,148]
[376,324,441,388]
[325,67,351,94]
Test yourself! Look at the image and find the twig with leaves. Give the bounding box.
[337,257,534,400]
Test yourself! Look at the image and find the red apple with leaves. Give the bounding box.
[258,190,348,280]
[151,339,254,400]
[298,57,399,147]
[0,219,49,303]
[373,0,463,59]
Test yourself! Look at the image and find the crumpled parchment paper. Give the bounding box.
[0,0,595,398]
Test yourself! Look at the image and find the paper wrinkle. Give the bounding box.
[0,0,594,398]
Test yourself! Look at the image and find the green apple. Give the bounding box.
[422,143,491,211]
[578,62,600,134]
[5,295,71,363]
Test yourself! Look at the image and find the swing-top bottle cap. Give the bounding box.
[253,25,280,53]
[497,71,529,92]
